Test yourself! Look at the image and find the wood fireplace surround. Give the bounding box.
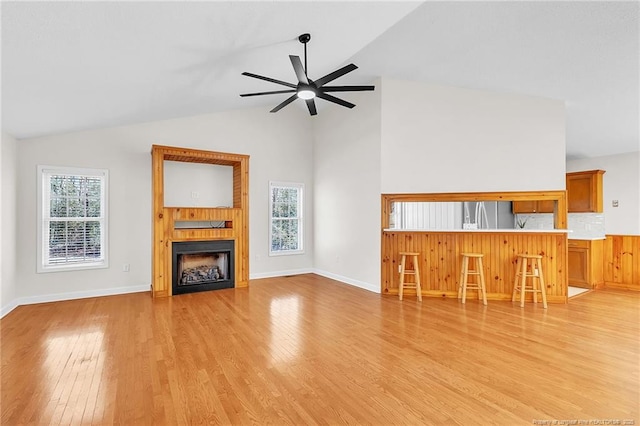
[151,145,249,297]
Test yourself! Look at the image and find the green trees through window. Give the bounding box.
[269,182,303,255]
[48,175,102,263]
[39,166,108,271]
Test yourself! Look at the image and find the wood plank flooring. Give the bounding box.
[1,274,638,425]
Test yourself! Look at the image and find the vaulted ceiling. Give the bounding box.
[2,1,638,159]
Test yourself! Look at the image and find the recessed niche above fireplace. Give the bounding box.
[163,160,233,208]
[172,240,235,295]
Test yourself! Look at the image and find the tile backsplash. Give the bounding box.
[515,213,605,239]
[568,213,606,238]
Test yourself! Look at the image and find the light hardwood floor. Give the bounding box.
[1,274,638,425]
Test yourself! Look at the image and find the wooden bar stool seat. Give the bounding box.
[458,253,487,305]
[512,254,548,309]
[399,252,422,301]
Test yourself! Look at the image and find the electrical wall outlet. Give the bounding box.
[191,191,199,199]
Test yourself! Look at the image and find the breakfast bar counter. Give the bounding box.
[381,229,569,303]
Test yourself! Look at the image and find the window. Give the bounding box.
[37,166,108,272]
[269,182,303,255]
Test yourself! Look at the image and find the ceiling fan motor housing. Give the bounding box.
[298,33,311,44]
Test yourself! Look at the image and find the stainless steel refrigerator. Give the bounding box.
[462,201,515,229]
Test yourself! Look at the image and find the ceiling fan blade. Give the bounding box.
[240,89,296,97]
[306,99,317,116]
[319,85,375,93]
[242,72,297,89]
[314,64,358,87]
[289,55,309,84]
[317,93,355,109]
[270,94,298,113]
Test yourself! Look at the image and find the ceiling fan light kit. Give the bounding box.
[297,87,316,100]
[240,33,374,116]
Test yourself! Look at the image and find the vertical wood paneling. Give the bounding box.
[622,237,633,286]
[382,231,568,303]
[603,235,640,290]
[233,163,242,209]
[603,237,615,282]
[161,208,172,296]
[152,149,166,297]
[488,234,498,294]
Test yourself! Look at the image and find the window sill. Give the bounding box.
[268,250,305,257]
[37,262,109,274]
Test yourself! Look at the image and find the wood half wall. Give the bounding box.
[603,235,640,291]
[381,191,570,303]
[382,231,568,303]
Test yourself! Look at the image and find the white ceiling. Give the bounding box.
[2,1,638,159]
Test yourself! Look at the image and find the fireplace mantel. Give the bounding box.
[151,145,249,297]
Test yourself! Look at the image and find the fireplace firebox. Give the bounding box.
[172,240,235,295]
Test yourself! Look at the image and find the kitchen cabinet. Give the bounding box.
[512,200,555,214]
[566,170,605,213]
[568,239,604,289]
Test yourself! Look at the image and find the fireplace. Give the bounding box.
[172,240,235,295]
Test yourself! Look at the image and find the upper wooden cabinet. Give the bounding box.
[566,170,605,213]
[512,200,555,214]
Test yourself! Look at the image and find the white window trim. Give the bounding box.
[37,165,109,273]
[269,181,304,256]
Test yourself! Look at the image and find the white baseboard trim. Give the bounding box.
[1,285,150,318]
[312,269,380,293]
[250,268,314,280]
[0,299,20,319]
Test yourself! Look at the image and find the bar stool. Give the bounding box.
[512,254,548,309]
[458,253,487,305]
[398,252,422,301]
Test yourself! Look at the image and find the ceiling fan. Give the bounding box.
[240,33,374,116]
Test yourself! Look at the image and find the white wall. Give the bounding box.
[1,131,18,316]
[163,161,233,208]
[313,85,382,292]
[15,106,314,301]
[380,79,566,193]
[567,152,640,235]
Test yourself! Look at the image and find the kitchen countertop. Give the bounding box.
[384,229,607,240]
[568,236,606,240]
[383,228,572,233]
